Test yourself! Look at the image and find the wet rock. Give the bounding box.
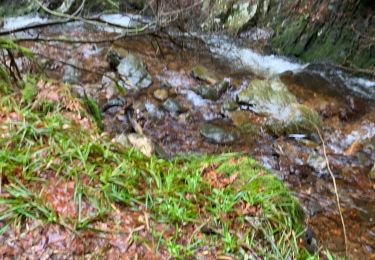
[71,84,85,98]
[63,58,80,83]
[221,100,239,115]
[106,48,124,69]
[307,153,327,175]
[162,98,183,115]
[202,0,262,34]
[229,110,259,134]
[237,79,296,109]
[133,99,146,115]
[200,122,238,144]
[339,95,368,121]
[117,53,152,90]
[273,139,308,166]
[144,101,165,120]
[112,133,130,147]
[153,88,169,101]
[191,65,218,84]
[193,79,229,100]
[178,113,190,124]
[225,0,259,34]
[102,97,125,112]
[237,79,321,135]
[369,164,375,181]
[102,72,119,99]
[230,110,249,127]
[127,133,155,157]
[304,227,318,254]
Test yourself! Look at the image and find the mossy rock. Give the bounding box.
[225,0,259,34]
[191,65,218,84]
[266,103,322,135]
[116,53,152,90]
[237,79,297,114]
[237,79,321,135]
[193,80,229,100]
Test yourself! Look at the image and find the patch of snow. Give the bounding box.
[2,15,47,30]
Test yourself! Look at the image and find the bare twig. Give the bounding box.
[12,30,152,44]
[315,126,348,257]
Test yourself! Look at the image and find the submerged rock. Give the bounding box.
[237,79,321,135]
[193,79,230,100]
[200,122,238,144]
[116,53,152,90]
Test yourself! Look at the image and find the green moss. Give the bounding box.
[83,95,104,131]
[237,79,321,135]
[352,45,375,68]
[299,26,353,65]
[271,15,309,55]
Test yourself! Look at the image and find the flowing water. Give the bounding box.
[2,14,375,258]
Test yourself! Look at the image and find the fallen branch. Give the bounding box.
[32,51,112,81]
[12,30,152,44]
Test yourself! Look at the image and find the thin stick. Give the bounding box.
[315,126,348,256]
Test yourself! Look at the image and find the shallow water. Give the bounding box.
[1,14,375,258]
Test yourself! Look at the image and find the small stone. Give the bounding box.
[221,100,238,113]
[191,65,218,84]
[200,123,238,144]
[162,98,183,114]
[230,110,249,127]
[307,153,327,174]
[127,133,155,157]
[193,80,229,101]
[153,88,169,101]
[112,133,130,147]
[117,53,152,90]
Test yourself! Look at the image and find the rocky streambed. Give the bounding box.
[2,14,375,258]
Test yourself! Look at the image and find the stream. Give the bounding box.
[2,13,375,258]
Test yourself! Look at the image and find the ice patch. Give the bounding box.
[99,13,151,33]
